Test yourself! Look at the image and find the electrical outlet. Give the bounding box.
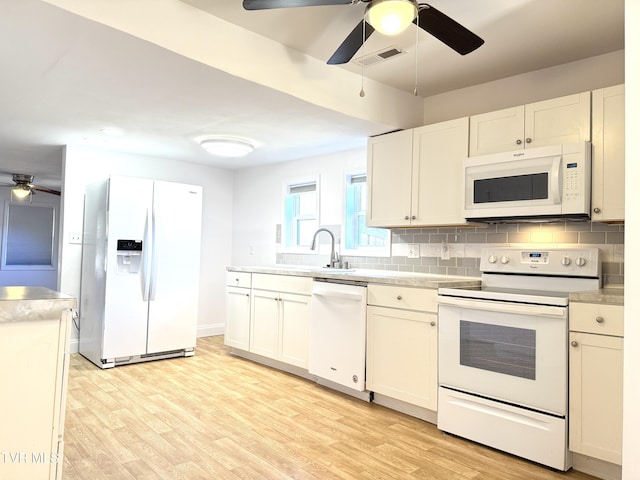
[441,243,450,260]
[69,232,82,244]
[407,244,420,259]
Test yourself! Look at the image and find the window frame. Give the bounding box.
[281,176,320,254]
[341,171,390,258]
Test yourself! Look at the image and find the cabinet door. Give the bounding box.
[225,287,251,350]
[569,331,623,465]
[366,306,438,410]
[280,293,311,368]
[367,129,414,227]
[591,84,625,222]
[412,118,469,225]
[250,290,280,359]
[524,91,591,148]
[469,106,524,156]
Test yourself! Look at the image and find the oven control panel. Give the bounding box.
[481,247,600,277]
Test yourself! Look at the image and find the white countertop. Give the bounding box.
[569,286,624,305]
[228,265,481,289]
[0,286,77,323]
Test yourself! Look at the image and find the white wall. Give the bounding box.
[231,148,367,267]
[59,145,234,345]
[423,50,624,124]
[622,1,639,477]
[0,189,60,289]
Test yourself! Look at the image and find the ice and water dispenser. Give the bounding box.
[116,239,143,274]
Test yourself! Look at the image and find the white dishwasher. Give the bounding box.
[308,279,368,397]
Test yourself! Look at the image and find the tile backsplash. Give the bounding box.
[277,221,625,286]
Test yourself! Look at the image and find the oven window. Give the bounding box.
[460,320,536,380]
[474,173,548,203]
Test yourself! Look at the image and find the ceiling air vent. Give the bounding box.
[354,46,407,66]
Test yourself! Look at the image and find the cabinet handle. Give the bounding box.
[525,137,532,143]
[430,321,436,326]
[571,340,578,347]
[593,207,601,214]
[396,295,403,300]
[411,215,416,220]
[595,316,604,323]
[404,215,410,220]
[516,139,522,145]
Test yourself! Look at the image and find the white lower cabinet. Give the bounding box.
[569,302,624,466]
[224,272,252,350]
[249,274,312,369]
[366,284,438,410]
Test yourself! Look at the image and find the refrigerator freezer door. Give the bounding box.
[102,176,154,359]
[146,181,202,354]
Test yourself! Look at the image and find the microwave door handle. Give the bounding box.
[551,155,562,204]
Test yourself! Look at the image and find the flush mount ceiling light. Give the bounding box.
[365,0,418,36]
[199,137,255,157]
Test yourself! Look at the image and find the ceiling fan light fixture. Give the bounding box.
[200,137,255,157]
[366,0,417,36]
[11,184,31,199]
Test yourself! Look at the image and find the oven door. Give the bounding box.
[438,296,568,415]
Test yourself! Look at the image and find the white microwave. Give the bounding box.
[463,142,591,222]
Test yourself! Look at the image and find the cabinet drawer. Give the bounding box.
[367,284,437,312]
[226,271,252,288]
[252,273,312,295]
[570,303,623,337]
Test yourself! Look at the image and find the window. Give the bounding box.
[343,173,389,256]
[283,180,318,250]
[2,202,56,270]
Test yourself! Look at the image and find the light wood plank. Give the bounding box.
[63,335,598,480]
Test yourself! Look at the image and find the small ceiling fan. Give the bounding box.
[0,173,61,200]
[242,0,484,65]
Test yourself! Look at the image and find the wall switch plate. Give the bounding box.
[441,243,450,260]
[407,244,420,259]
[69,232,82,244]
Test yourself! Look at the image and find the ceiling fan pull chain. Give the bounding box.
[414,9,419,96]
[359,16,366,97]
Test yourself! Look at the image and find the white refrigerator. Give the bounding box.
[79,176,203,368]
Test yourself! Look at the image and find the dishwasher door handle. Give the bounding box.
[312,285,364,302]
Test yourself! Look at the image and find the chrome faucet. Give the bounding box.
[310,227,340,268]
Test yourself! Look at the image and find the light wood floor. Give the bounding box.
[63,336,598,480]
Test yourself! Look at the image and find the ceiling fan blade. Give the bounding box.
[31,185,61,196]
[416,4,484,55]
[327,20,375,65]
[243,0,353,10]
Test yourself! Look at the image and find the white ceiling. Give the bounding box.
[0,0,624,191]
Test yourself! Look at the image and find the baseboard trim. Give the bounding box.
[573,454,621,480]
[197,323,225,337]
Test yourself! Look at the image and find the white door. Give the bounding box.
[438,300,568,415]
[524,91,591,148]
[280,292,311,368]
[250,289,280,359]
[103,176,153,359]
[225,287,252,350]
[146,181,202,353]
[469,106,524,155]
[367,129,414,227]
[412,118,469,225]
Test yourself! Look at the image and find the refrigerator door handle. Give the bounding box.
[141,208,152,301]
[149,207,159,301]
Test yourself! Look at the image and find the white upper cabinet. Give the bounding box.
[591,84,625,222]
[367,118,469,228]
[469,91,591,156]
[367,129,414,227]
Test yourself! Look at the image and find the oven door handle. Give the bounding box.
[438,296,566,318]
